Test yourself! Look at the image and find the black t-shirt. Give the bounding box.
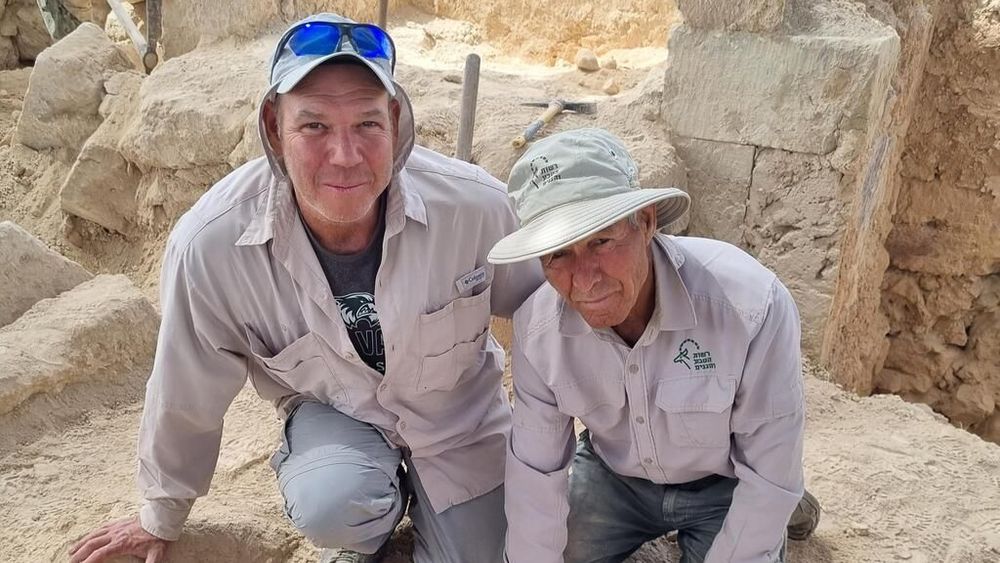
[304,205,387,374]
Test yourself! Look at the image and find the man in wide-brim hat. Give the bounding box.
[493,128,815,563]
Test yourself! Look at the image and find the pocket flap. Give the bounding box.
[655,375,736,414]
[416,328,488,392]
[245,326,324,373]
[553,377,626,417]
[419,285,492,358]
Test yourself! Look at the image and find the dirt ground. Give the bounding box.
[2,362,999,562]
[1,7,999,563]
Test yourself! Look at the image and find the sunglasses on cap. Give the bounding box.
[280,21,396,72]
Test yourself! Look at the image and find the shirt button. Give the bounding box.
[635,416,645,424]
[346,352,357,361]
[628,364,639,374]
[399,421,407,430]
[379,383,388,392]
[643,457,653,464]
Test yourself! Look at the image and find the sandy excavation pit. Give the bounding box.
[1,0,999,561]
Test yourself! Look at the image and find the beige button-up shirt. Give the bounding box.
[137,147,543,540]
[505,235,804,563]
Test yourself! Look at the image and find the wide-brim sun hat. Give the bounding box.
[488,128,690,264]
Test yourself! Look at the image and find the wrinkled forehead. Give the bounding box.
[541,215,637,262]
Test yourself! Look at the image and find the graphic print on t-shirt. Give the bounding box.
[335,292,385,373]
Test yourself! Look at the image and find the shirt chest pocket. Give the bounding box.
[553,377,627,427]
[415,284,493,392]
[655,375,736,448]
[244,327,350,407]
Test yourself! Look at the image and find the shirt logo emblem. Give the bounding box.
[456,266,488,293]
[673,338,716,371]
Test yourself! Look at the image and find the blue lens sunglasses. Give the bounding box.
[283,22,396,72]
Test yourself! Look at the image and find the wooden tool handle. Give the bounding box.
[455,54,481,162]
[512,101,564,148]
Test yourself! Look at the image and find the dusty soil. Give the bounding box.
[2,363,999,562]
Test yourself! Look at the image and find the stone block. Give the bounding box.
[60,71,145,235]
[118,39,268,170]
[14,23,133,152]
[0,35,17,69]
[746,148,844,353]
[10,1,51,61]
[673,137,753,246]
[663,25,899,154]
[0,274,158,416]
[161,0,281,58]
[0,221,92,327]
[677,0,786,32]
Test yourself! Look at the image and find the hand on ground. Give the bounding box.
[69,516,170,563]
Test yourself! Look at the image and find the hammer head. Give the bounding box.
[522,99,597,114]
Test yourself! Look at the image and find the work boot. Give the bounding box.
[787,489,821,541]
[319,546,388,563]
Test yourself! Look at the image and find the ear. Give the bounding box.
[262,97,283,159]
[389,98,401,138]
[640,205,658,239]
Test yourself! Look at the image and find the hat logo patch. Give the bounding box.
[529,156,562,190]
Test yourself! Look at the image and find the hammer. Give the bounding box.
[511,99,597,148]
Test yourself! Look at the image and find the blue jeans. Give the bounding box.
[565,431,785,563]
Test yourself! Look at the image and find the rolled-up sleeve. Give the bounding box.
[705,279,805,563]
[137,234,249,540]
[504,329,575,563]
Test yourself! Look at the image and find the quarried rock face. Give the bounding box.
[676,0,786,32]
[874,0,1000,442]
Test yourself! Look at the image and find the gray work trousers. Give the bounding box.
[271,400,506,562]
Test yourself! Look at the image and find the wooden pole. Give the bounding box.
[455,53,481,162]
[378,0,388,29]
[143,0,162,73]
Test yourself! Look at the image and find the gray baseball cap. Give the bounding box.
[488,128,690,264]
[269,13,396,96]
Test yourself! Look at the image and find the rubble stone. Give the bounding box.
[0,274,157,416]
[118,39,268,170]
[9,0,51,61]
[574,48,600,71]
[14,23,133,153]
[0,221,92,328]
[59,71,145,235]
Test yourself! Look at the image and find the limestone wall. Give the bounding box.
[662,1,1000,444]
[662,0,900,353]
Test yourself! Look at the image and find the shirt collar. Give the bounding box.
[558,234,697,338]
[236,166,427,248]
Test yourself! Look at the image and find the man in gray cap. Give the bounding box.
[69,13,541,563]
[491,128,814,563]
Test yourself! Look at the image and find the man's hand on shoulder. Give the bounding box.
[69,516,170,563]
